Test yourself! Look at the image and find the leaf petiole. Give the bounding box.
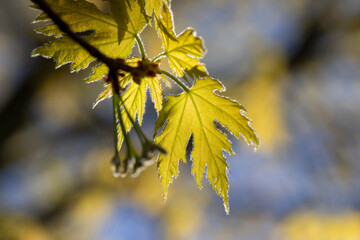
[152,53,166,62]
[161,70,190,92]
[118,95,149,145]
[134,34,146,59]
[112,94,120,152]
[111,94,122,177]
[113,92,136,154]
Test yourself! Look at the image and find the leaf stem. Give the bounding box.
[118,96,149,144]
[134,34,146,59]
[112,95,120,153]
[161,70,190,92]
[152,53,166,62]
[113,93,134,152]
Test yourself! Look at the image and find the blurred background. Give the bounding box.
[1,0,360,239]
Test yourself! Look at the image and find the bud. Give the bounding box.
[130,59,161,85]
[141,141,166,161]
[104,75,109,83]
[110,154,121,178]
[130,160,145,178]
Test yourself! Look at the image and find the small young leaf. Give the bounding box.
[85,63,109,83]
[141,0,167,18]
[116,73,163,149]
[156,5,206,78]
[93,58,164,148]
[106,0,147,43]
[154,77,259,214]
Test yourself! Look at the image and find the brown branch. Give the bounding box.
[31,0,136,94]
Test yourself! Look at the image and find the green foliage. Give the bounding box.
[156,5,207,79]
[32,0,133,71]
[155,78,259,213]
[92,58,164,149]
[31,0,259,213]
[106,0,147,43]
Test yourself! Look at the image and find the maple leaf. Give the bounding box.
[154,77,259,214]
[93,58,164,148]
[85,62,109,83]
[32,0,145,72]
[156,5,207,78]
[144,0,164,17]
[106,0,147,43]
[139,0,167,18]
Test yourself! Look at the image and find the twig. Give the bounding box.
[31,0,136,94]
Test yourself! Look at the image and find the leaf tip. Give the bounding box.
[223,190,230,215]
[224,203,230,215]
[253,140,260,152]
[160,178,170,201]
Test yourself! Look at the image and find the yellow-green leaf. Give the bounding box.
[143,0,168,18]
[154,77,259,214]
[106,0,147,43]
[156,5,206,78]
[85,63,109,83]
[32,0,142,72]
[92,58,164,148]
[116,74,162,149]
[136,0,169,28]
[182,64,208,83]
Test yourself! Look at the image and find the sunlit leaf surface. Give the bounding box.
[156,5,207,78]
[105,0,147,42]
[155,77,259,213]
[93,58,163,148]
[32,0,141,72]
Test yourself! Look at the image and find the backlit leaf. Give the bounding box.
[117,73,162,149]
[85,63,108,83]
[32,0,142,72]
[92,58,164,148]
[140,0,165,18]
[106,0,147,43]
[156,5,206,78]
[154,77,259,214]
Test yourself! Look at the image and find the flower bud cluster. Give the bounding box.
[111,140,166,178]
[131,59,161,84]
[110,90,166,178]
